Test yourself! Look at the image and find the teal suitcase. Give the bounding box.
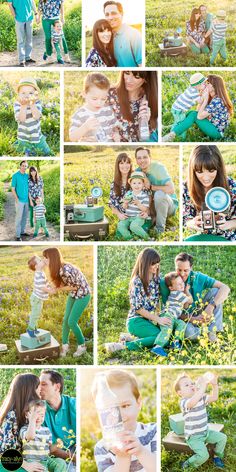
[20,329,51,349]
[65,204,104,223]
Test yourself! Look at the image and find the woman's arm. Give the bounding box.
[197,93,210,120]
[60,2,64,24]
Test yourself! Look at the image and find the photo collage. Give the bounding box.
[0,1,235,471]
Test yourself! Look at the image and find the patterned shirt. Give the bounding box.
[94,422,156,472]
[124,191,149,217]
[0,410,20,454]
[19,425,52,462]
[59,263,91,299]
[212,21,227,42]
[109,182,128,214]
[165,290,189,318]
[186,19,206,43]
[86,48,111,68]
[33,270,49,300]
[38,0,63,20]
[183,178,236,241]
[14,100,42,144]
[33,203,46,220]
[128,275,160,320]
[28,176,44,200]
[180,395,208,439]
[70,105,119,142]
[172,86,200,112]
[205,96,230,134]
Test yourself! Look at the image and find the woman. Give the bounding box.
[38,0,69,63]
[109,152,133,220]
[108,71,158,142]
[86,19,116,67]
[104,248,172,353]
[163,75,233,141]
[186,8,209,54]
[183,145,236,241]
[0,373,43,472]
[28,166,44,228]
[42,248,91,358]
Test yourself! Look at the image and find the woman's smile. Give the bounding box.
[98,29,112,44]
[195,169,217,189]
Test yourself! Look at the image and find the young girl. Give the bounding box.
[183,145,236,241]
[86,19,116,67]
[105,248,173,353]
[42,248,91,358]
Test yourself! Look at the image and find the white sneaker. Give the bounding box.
[162,131,176,142]
[0,344,8,352]
[47,54,55,64]
[73,344,87,357]
[104,342,125,353]
[60,343,69,357]
[64,54,71,63]
[119,333,134,342]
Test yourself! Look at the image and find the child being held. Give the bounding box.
[19,399,67,471]
[51,20,70,65]
[92,369,157,472]
[69,73,121,142]
[14,78,51,157]
[33,196,49,239]
[27,255,54,337]
[205,10,227,65]
[151,272,193,357]
[117,171,151,241]
[175,372,227,469]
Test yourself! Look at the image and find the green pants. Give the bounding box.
[126,316,161,351]
[54,36,69,60]
[190,43,210,55]
[186,430,227,468]
[184,234,228,242]
[117,216,149,240]
[210,39,227,65]
[15,135,52,157]
[154,314,186,347]
[42,18,59,57]
[172,111,222,140]
[171,107,187,139]
[29,293,44,330]
[62,293,91,344]
[34,217,49,237]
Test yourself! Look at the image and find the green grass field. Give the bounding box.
[146,0,236,67]
[0,245,94,365]
[161,368,236,472]
[64,145,180,241]
[97,245,236,366]
[162,71,236,142]
[80,368,156,472]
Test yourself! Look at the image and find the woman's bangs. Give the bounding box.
[193,153,218,173]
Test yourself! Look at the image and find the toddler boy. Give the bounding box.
[51,20,70,64]
[205,10,227,65]
[33,196,49,238]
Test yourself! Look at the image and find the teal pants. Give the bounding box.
[210,39,227,65]
[54,36,69,60]
[62,293,91,344]
[154,314,186,348]
[171,107,187,139]
[29,202,35,228]
[184,233,228,242]
[186,430,227,468]
[42,18,59,57]
[117,216,149,240]
[126,316,161,351]
[29,293,44,330]
[34,217,49,237]
[190,43,210,55]
[172,111,222,140]
[15,135,52,157]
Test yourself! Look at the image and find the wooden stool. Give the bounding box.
[159,42,188,57]
[163,423,224,454]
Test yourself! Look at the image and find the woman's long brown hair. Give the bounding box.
[0,374,40,430]
[207,74,234,116]
[129,248,160,295]
[92,19,116,66]
[190,8,200,31]
[115,71,158,129]
[188,145,229,210]
[43,247,65,287]
[113,153,132,197]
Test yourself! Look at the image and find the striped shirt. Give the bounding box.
[33,203,46,220]
[165,290,189,318]
[124,191,149,217]
[33,270,49,301]
[14,100,42,144]
[94,422,157,472]
[19,425,52,462]
[172,86,199,112]
[51,29,64,44]
[70,105,119,142]
[180,395,209,439]
[212,21,227,42]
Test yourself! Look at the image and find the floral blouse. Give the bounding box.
[28,176,44,200]
[183,178,236,241]
[109,182,128,214]
[38,0,63,20]
[186,19,206,44]
[205,97,230,134]
[59,263,91,299]
[128,275,160,320]
[86,48,109,68]
[0,410,21,454]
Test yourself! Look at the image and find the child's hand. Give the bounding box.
[18,95,29,106]
[26,407,38,423]
[35,13,40,25]
[84,116,100,133]
[132,199,140,207]
[120,431,143,456]
[122,200,129,209]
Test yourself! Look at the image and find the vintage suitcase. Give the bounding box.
[163,423,224,454]
[64,217,109,241]
[20,329,51,349]
[159,42,188,57]
[15,336,60,364]
[64,204,104,223]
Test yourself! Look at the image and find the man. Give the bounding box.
[8,0,38,66]
[40,370,76,471]
[160,252,230,341]
[11,160,29,241]
[200,4,213,48]
[135,147,178,233]
[103,1,142,67]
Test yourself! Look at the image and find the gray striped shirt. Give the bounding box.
[212,22,227,42]
[33,270,49,301]
[124,191,149,218]
[172,86,199,112]
[166,290,189,318]
[33,203,46,220]
[181,395,208,439]
[51,29,64,44]
[19,425,52,462]
[14,100,42,143]
[70,105,119,142]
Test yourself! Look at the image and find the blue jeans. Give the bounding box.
[185,288,223,340]
[154,190,176,231]
[15,201,29,238]
[15,20,33,63]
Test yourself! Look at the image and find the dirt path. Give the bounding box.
[0,183,60,242]
[0,27,79,67]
